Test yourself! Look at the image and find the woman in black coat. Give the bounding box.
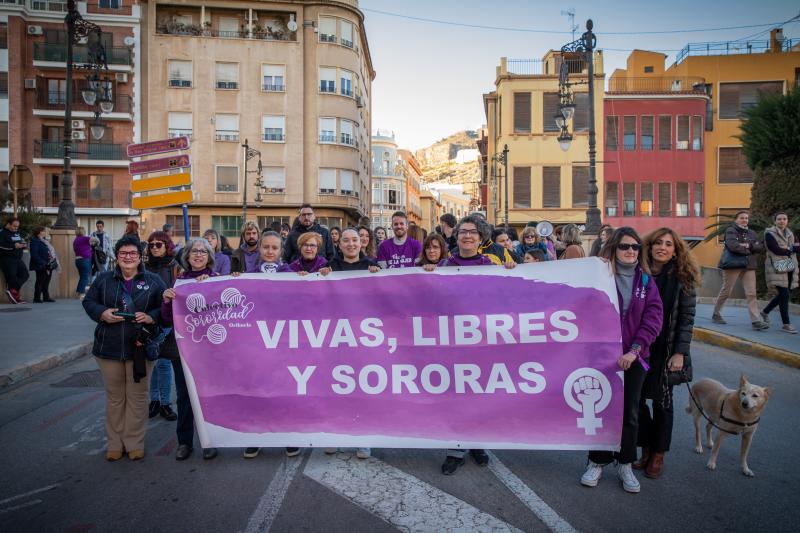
[29,226,54,303]
[636,227,699,479]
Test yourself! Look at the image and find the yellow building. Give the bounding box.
[483,51,605,231]
[419,189,441,234]
[398,149,422,226]
[665,29,800,266]
[140,0,374,243]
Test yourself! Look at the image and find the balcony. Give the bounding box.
[168,78,192,88]
[676,38,799,64]
[215,130,240,142]
[262,83,285,92]
[506,57,590,76]
[155,8,297,42]
[262,132,285,142]
[168,129,192,139]
[31,187,131,209]
[35,91,133,118]
[319,133,336,143]
[34,139,127,163]
[33,42,133,67]
[607,76,706,95]
[216,80,238,90]
[29,0,66,13]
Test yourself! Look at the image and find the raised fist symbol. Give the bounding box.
[574,376,602,411]
[563,369,612,436]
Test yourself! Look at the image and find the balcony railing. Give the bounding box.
[31,187,131,209]
[262,132,285,142]
[506,57,589,76]
[37,91,133,113]
[340,134,353,146]
[168,78,192,88]
[33,42,133,66]
[34,139,127,160]
[607,76,707,94]
[168,129,192,139]
[676,38,799,64]
[30,0,66,12]
[319,133,336,143]
[215,130,240,142]
[262,83,285,92]
[319,34,336,43]
[155,17,297,42]
[216,80,238,90]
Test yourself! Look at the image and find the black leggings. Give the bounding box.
[763,271,794,325]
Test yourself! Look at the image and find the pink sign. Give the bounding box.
[129,154,190,175]
[127,136,190,158]
[173,259,624,451]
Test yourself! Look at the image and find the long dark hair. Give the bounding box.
[419,233,448,265]
[357,225,376,257]
[642,227,699,290]
[599,226,650,274]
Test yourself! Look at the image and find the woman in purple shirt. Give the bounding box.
[73,226,93,298]
[284,232,327,274]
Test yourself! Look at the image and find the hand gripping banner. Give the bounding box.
[173,258,623,451]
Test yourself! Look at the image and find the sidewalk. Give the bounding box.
[0,299,94,387]
[694,303,800,368]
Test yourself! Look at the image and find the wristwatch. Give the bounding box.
[630,343,642,355]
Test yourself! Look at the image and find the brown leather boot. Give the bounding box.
[632,447,650,470]
[645,452,665,479]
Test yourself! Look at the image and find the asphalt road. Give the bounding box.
[1,341,798,533]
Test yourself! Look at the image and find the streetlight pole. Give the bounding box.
[241,138,262,227]
[501,144,509,229]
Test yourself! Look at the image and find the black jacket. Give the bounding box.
[82,267,166,361]
[29,237,50,271]
[327,256,378,271]
[282,221,336,263]
[145,257,180,359]
[0,227,24,260]
[723,224,763,270]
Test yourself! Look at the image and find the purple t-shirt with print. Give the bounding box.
[377,238,422,268]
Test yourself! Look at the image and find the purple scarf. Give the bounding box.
[287,255,327,273]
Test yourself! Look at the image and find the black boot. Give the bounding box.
[148,400,160,418]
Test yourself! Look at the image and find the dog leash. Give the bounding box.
[685,383,759,436]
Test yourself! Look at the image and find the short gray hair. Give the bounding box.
[454,214,489,242]
[179,237,215,270]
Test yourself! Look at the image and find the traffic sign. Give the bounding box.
[127,136,190,158]
[129,154,190,175]
[131,172,192,193]
[131,189,194,210]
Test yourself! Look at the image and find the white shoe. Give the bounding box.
[617,463,641,493]
[324,447,337,454]
[356,448,371,459]
[580,461,603,487]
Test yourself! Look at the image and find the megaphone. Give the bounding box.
[535,221,554,237]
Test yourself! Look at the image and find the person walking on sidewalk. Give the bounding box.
[712,211,766,330]
[73,227,93,299]
[29,226,55,303]
[1,216,30,304]
[90,220,115,276]
[761,212,799,334]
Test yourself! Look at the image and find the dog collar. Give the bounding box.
[719,399,760,431]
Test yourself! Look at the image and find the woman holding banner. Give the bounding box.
[580,227,663,493]
[284,232,327,274]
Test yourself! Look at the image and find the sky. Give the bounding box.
[361,0,799,151]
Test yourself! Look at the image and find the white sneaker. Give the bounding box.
[356,448,371,459]
[580,461,603,487]
[324,447,337,454]
[617,463,641,493]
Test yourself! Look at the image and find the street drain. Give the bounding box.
[52,370,104,388]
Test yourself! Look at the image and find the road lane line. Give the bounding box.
[0,484,59,505]
[0,500,42,514]
[243,454,304,533]
[486,452,577,533]
[304,449,522,532]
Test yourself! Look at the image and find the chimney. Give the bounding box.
[770,28,784,53]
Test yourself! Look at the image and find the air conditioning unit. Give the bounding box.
[71,130,86,140]
[71,120,86,129]
[671,80,683,92]
[27,25,43,36]
[115,73,128,83]
[356,95,364,108]
[24,79,37,89]
[676,140,689,150]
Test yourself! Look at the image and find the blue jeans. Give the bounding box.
[149,359,173,405]
[75,258,92,294]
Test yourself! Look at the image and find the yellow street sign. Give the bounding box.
[131,189,194,210]
[131,172,192,193]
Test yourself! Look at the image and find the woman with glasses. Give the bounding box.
[417,233,449,266]
[580,227,663,493]
[82,236,166,461]
[515,226,550,261]
[161,237,219,461]
[144,231,179,422]
[284,232,327,274]
[202,229,231,275]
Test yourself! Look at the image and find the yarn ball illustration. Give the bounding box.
[207,323,227,345]
[185,293,206,313]
[220,287,244,306]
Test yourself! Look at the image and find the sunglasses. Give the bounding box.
[617,243,642,251]
[148,242,164,249]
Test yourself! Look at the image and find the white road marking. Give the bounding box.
[0,484,59,505]
[0,500,43,514]
[243,454,304,533]
[304,449,522,532]
[487,452,577,533]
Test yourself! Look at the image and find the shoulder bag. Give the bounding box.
[718,247,748,270]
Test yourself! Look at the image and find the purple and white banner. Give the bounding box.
[173,258,623,451]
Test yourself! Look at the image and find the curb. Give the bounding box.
[0,342,93,388]
[694,328,800,369]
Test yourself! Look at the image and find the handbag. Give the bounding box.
[666,354,693,386]
[718,247,748,270]
[771,256,796,273]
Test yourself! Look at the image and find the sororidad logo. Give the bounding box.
[183,288,254,345]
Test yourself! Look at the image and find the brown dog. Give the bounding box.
[686,374,771,477]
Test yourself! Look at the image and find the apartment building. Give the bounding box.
[370,130,403,228]
[1,0,141,237]
[140,0,374,242]
[398,148,421,226]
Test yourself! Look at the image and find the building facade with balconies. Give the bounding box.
[398,148,422,226]
[140,0,374,242]
[1,0,140,237]
[370,130,404,229]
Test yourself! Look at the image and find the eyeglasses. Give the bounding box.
[190,249,209,255]
[118,251,140,258]
[301,243,319,249]
[148,242,164,249]
[457,229,480,236]
[617,243,642,251]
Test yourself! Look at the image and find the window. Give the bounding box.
[215,62,238,90]
[319,117,336,143]
[340,120,354,146]
[212,216,241,238]
[47,79,67,104]
[641,116,654,151]
[320,67,336,93]
[258,216,290,229]
[513,93,531,134]
[372,183,381,204]
[542,167,561,208]
[512,166,531,208]
[215,114,239,142]
[605,116,619,150]
[0,22,7,49]
[262,65,285,91]
[718,147,753,184]
[704,84,713,130]
[623,116,636,150]
[640,183,653,217]
[99,0,122,8]
[76,174,112,206]
[215,166,239,193]
[604,181,618,216]
[340,170,354,195]
[2,121,11,147]
[319,168,336,194]
[263,167,285,193]
[692,116,702,150]
[168,112,192,138]
[340,20,354,48]
[572,166,589,207]
[0,73,6,98]
[573,93,589,132]
[675,182,689,217]
[676,115,690,150]
[694,182,704,217]
[658,183,672,217]
[168,60,192,88]
[165,215,200,238]
[719,81,783,119]
[319,17,336,43]
[644,65,654,73]
[658,115,671,150]
[262,116,285,142]
[622,183,635,216]
[218,16,240,38]
[340,70,353,97]
[543,92,560,133]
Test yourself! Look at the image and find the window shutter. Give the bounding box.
[676,182,689,216]
[341,21,353,43]
[605,116,619,150]
[623,116,636,150]
[604,181,618,216]
[640,116,654,150]
[262,115,284,129]
[514,93,531,133]
[658,183,672,216]
[543,93,560,132]
[692,116,702,150]
[215,62,238,82]
[658,115,671,150]
[573,93,589,132]
[677,116,690,149]
[319,17,336,37]
[264,167,285,190]
[542,167,561,208]
[513,166,531,208]
[571,166,589,207]
[168,112,192,130]
[216,166,239,192]
[719,84,739,119]
[718,147,754,184]
[319,168,336,191]
[168,60,191,80]
[623,182,635,216]
[263,64,284,77]
[640,182,653,216]
[215,114,238,131]
[719,81,783,119]
[340,170,354,192]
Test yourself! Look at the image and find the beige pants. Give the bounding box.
[95,357,154,453]
[713,268,760,322]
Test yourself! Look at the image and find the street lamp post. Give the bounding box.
[500,144,509,229]
[555,19,601,235]
[241,139,263,227]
